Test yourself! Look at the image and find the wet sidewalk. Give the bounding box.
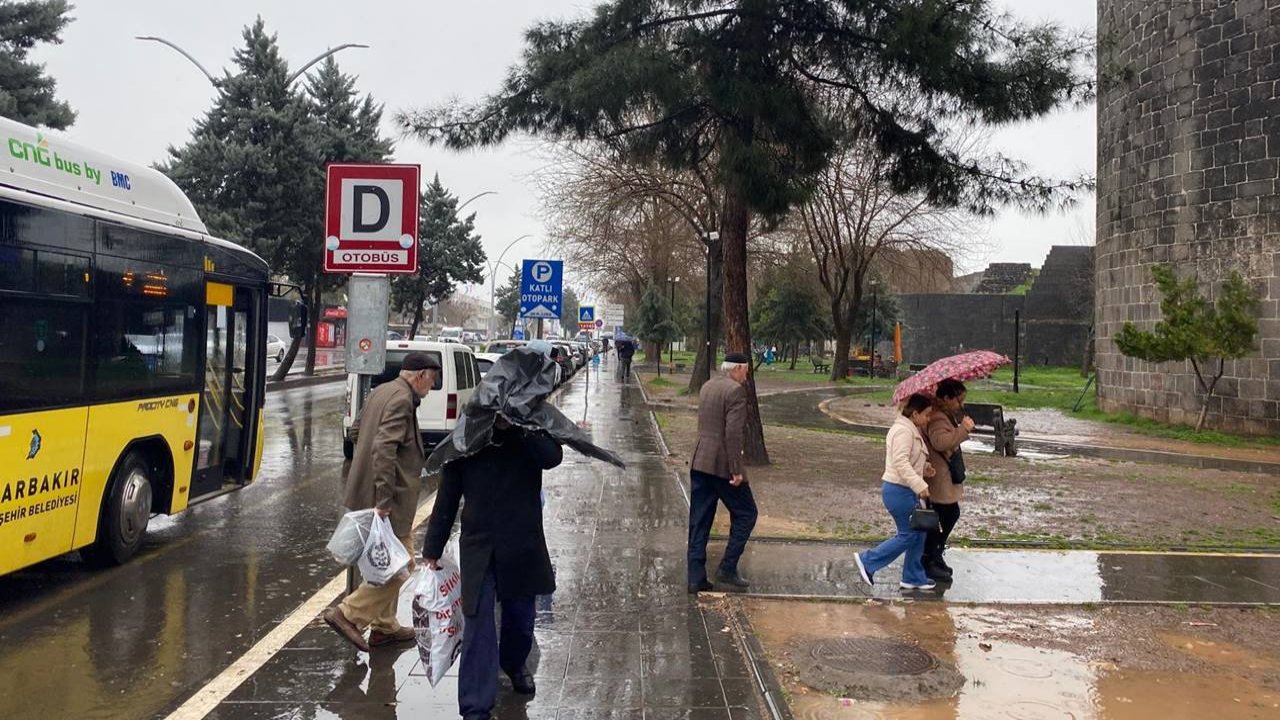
[201,365,768,720]
[720,538,1280,605]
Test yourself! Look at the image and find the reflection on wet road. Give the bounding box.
[0,382,353,720]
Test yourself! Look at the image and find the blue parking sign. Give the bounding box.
[519,260,563,320]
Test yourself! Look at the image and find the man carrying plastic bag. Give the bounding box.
[423,346,623,720]
[324,352,440,653]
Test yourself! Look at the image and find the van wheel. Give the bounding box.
[82,452,153,567]
[343,438,354,460]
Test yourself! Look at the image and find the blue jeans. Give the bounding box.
[687,470,758,585]
[858,482,929,585]
[458,567,536,720]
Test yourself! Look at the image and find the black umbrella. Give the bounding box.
[425,346,626,474]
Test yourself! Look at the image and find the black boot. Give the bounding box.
[923,557,953,582]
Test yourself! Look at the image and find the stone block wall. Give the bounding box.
[1097,0,1280,434]
[899,294,1025,364]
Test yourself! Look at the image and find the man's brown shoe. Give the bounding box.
[368,626,416,647]
[323,607,370,653]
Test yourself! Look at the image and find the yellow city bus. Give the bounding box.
[1,117,273,574]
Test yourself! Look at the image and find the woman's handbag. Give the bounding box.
[948,447,967,484]
[909,499,941,532]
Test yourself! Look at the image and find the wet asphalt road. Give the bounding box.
[0,382,361,720]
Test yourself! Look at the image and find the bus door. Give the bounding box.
[192,282,260,497]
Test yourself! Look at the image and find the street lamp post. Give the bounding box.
[869,280,880,377]
[668,276,680,370]
[136,36,368,89]
[488,234,532,340]
[704,231,720,386]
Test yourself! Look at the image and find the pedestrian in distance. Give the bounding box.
[423,414,563,720]
[923,379,974,583]
[615,337,635,382]
[854,393,938,592]
[687,352,758,593]
[324,351,440,653]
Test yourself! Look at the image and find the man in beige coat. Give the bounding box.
[687,352,756,593]
[324,352,439,653]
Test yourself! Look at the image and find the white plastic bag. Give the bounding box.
[412,561,465,687]
[357,514,410,586]
[326,509,376,565]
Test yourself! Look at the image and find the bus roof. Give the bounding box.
[0,116,208,234]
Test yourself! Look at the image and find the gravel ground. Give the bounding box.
[658,412,1280,549]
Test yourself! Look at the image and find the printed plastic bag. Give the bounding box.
[357,514,410,586]
[326,509,376,565]
[412,561,465,686]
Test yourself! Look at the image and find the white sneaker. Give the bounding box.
[900,580,937,591]
[854,553,873,585]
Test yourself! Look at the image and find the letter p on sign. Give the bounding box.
[324,163,421,274]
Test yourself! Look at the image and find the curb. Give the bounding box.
[817,398,1280,475]
[266,370,346,393]
[728,602,793,720]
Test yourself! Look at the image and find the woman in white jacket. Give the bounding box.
[854,393,938,591]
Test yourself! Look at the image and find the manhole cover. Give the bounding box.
[809,637,938,676]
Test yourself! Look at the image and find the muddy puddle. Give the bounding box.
[745,599,1280,719]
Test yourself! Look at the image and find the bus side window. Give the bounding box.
[0,299,87,412]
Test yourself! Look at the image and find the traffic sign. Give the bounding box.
[519,260,563,320]
[513,327,525,340]
[603,303,625,326]
[324,163,421,274]
[578,305,595,323]
[595,319,604,329]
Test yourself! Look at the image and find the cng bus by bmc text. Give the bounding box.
[0,116,283,575]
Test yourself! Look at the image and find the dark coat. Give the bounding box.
[422,426,563,616]
[345,377,424,537]
[690,375,747,480]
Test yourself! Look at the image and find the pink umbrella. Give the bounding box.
[892,350,1012,405]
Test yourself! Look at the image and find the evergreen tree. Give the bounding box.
[560,286,581,337]
[163,20,392,376]
[0,0,75,128]
[495,269,523,335]
[634,283,680,367]
[751,278,829,370]
[390,175,487,338]
[1114,265,1260,431]
[400,0,1091,464]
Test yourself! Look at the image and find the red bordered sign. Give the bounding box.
[323,163,421,274]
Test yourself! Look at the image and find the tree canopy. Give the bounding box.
[390,175,488,338]
[0,0,75,128]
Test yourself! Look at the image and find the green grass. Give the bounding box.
[647,376,680,390]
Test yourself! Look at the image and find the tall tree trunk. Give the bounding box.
[688,235,724,395]
[304,282,322,376]
[721,182,769,465]
[408,301,424,340]
[789,342,798,371]
[830,297,850,381]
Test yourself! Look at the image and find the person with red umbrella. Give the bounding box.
[922,379,976,582]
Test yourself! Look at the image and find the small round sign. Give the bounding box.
[595,319,604,328]
[358,338,372,352]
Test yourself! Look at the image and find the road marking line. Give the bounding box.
[162,493,438,720]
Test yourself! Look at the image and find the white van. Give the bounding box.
[342,340,482,458]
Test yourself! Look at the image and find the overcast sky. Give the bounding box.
[34,0,1096,300]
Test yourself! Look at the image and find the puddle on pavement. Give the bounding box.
[745,600,1280,720]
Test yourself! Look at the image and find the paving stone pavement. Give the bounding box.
[205,365,767,720]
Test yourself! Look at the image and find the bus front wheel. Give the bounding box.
[83,452,153,567]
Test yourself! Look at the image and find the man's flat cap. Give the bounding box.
[724,352,750,365]
[403,352,441,371]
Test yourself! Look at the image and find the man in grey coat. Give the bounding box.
[686,352,757,593]
[324,351,439,653]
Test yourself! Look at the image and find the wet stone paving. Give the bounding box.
[207,365,766,720]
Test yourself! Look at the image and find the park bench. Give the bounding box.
[963,402,1019,457]
[810,354,831,374]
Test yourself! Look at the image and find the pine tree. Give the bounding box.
[1114,265,1261,431]
[560,287,581,337]
[635,283,680,369]
[399,0,1091,464]
[390,175,487,338]
[751,281,829,371]
[0,0,75,128]
[163,20,392,376]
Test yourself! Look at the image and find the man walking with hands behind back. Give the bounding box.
[687,352,757,593]
[324,352,440,653]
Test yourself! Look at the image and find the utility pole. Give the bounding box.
[704,231,720,386]
[869,280,879,376]
[668,275,680,371]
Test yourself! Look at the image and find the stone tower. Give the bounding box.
[1096,0,1280,434]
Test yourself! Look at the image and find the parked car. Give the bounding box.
[342,340,482,459]
[475,352,504,376]
[486,340,527,354]
[266,334,286,362]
